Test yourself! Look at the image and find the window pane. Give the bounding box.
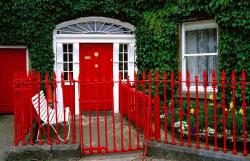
[69,54,73,62]
[186,56,197,85]
[95,22,103,31]
[186,28,217,54]
[119,63,123,70]
[124,62,128,70]
[124,53,128,61]
[207,55,217,85]
[68,44,73,52]
[124,44,128,52]
[119,44,123,52]
[186,30,198,54]
[119,53,123,61]
[124,72,128,80]
[69,63,73,71]
[88,22,95,30]
[69,72,73,80]
[64,72,68,80]
[79,23,89,31]
[63,54,68,62]
[186,55,217,85]
[63,63,68,71]
[63,44,67,52]
[119,71,123,79]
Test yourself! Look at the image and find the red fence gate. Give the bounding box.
[79,79,144,154]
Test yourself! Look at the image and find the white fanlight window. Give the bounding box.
[119,44,129,80]
[63,43,73,80]
[182,20,218,91]
[57,20,133,35]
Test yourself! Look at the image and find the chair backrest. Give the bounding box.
[32,91,51,124]
[31,90,69,124]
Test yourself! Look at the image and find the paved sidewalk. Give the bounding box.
[0,115,14,161]
[51,152,177,161]
[78,152,177,161]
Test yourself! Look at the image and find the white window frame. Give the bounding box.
[181,20,218,92]
[119,43,129,80]
[62,43,74,81]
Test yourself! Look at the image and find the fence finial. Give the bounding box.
[186,71,190,88]
[231,70,236,89]
[134,71,138,87]
[212,70,216,88]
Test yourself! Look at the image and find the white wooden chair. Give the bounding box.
[31,90,70,142]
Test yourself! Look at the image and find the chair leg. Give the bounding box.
[32,120,39,143]
[36,123,46,143]
[50,121,71,142]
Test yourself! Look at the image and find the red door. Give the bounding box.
[0,48,27,114]
[79,44,113,112]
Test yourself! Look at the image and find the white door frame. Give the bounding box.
[53,17,136,114]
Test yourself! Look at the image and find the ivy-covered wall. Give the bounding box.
[136,0,250,74]
[135,0,250,103]
[0,0,249,79]
[0,0,162,74]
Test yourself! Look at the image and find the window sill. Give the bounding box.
[182,86,217,99]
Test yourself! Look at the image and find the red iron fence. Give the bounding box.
[12,72,143,155]
[13,72,76,146]
[12,70,250,157]
[122,70,250,157]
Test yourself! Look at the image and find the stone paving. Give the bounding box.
[79,113,144,153]
[0,115,13,161]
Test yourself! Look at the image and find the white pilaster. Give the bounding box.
[128,43,135,81]
[113,43,119,113]
[56,43,63,110]
[73,43,80,114]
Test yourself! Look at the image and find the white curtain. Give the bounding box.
[186,28,217,85]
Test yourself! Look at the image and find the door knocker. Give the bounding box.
[94,52,99,57]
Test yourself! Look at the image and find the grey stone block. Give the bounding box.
[147,141,250,161]
[51,144,80,160]
[5,144,52,161]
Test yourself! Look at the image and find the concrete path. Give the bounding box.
[0,115,13,161]
[79,113,144,153]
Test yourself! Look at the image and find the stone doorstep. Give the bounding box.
[5,144,80,161]
[147,141,250,161]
